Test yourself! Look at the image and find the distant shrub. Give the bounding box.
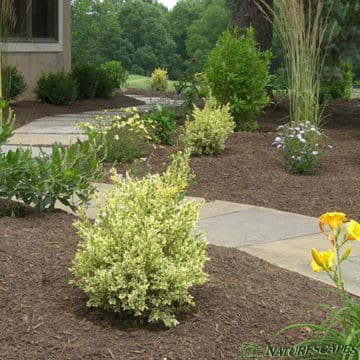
[206,28,271,131]
[95,68,115,99]
[70,152,208,327]
[150,68,168,91]
[321,62,353,102]
[72,63,99,99]
[1,65,27,100]
[183,97,235,155]
[35,71,77,105]
[143,105,178,145]
[100,61,129,89]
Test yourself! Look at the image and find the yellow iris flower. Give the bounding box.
[346,220,360,241]
[311,248,335,273]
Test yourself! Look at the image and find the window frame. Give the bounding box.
[1,0,63,53]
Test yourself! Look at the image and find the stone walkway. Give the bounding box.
[1,95,184,156]
[2,94,359,296]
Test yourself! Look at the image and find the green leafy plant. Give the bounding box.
[206,28,271,131]
[0,98,14,146]
[275,212,360,359]
[174,72,210,114]
[150,68,168,91]
[35,71,77,105]
[0,138,103,213]
[95,67,116,99]
[143,105,178,145]
[70,152,208,327]
[1,65,27,100]
[72,63,99,99]
[321,62,353,102]
[273,121,331,174]
[100,61,129,89]
[182,97,235,155]
[80,110,150,163]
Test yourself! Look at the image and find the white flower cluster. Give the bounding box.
[272,121,332,169]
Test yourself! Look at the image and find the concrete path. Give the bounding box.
[55,183,360,297]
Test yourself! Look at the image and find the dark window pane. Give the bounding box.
[12,0,28,38]
[32,0,58,39]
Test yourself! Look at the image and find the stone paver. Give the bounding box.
[1,144,53,156]
[197,206,320,247]
[7,133,87,146]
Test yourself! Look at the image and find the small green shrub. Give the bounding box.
[273,121,331,175]
[35,71,77,105]
[144,105,178,145]
[183,97,235,155]
[80,110,150,163]
[0,138,103,213]
[95,68,116,99]
[321,62,353,102]
[2,65,27,100]
[150,68,168,91]
[70,152,208,327]
[0,99,15,147]
[72,63,99,99]
[206,28,271,131]
[174,72,210,114]
[100,61,129,89]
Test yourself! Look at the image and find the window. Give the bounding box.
[12,0,58,42]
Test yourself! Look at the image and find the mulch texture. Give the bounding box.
[9,91,144,130]
[0,211,340,360]
[114,98,360,221]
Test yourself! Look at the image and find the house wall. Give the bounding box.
[4,0,71,100]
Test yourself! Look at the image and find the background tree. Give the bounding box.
[186,0,230,68]
[229,0,274,51]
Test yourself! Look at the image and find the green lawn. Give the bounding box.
[352,87,360,99]
[124,74,178,92]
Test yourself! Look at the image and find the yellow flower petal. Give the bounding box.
[311,260,323,273]
[319,212,347,231]
[346,220,360,241]
[310,248,335,272]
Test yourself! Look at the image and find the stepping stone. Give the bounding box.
[198,206,320,248]
[14,125,83,135]
[1,144,53,157]
[7,133,87,146]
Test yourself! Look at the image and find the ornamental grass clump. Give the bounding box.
[70,152,208,327]
[183,97,235,155]
[258,0,334,127]
[273,121,331,174]
[276,212,360,358]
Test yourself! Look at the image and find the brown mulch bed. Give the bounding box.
[0,210,341,360]
[9,91,144,130]
[113,99,360,221]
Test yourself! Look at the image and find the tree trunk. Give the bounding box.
[230,0,274,51]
